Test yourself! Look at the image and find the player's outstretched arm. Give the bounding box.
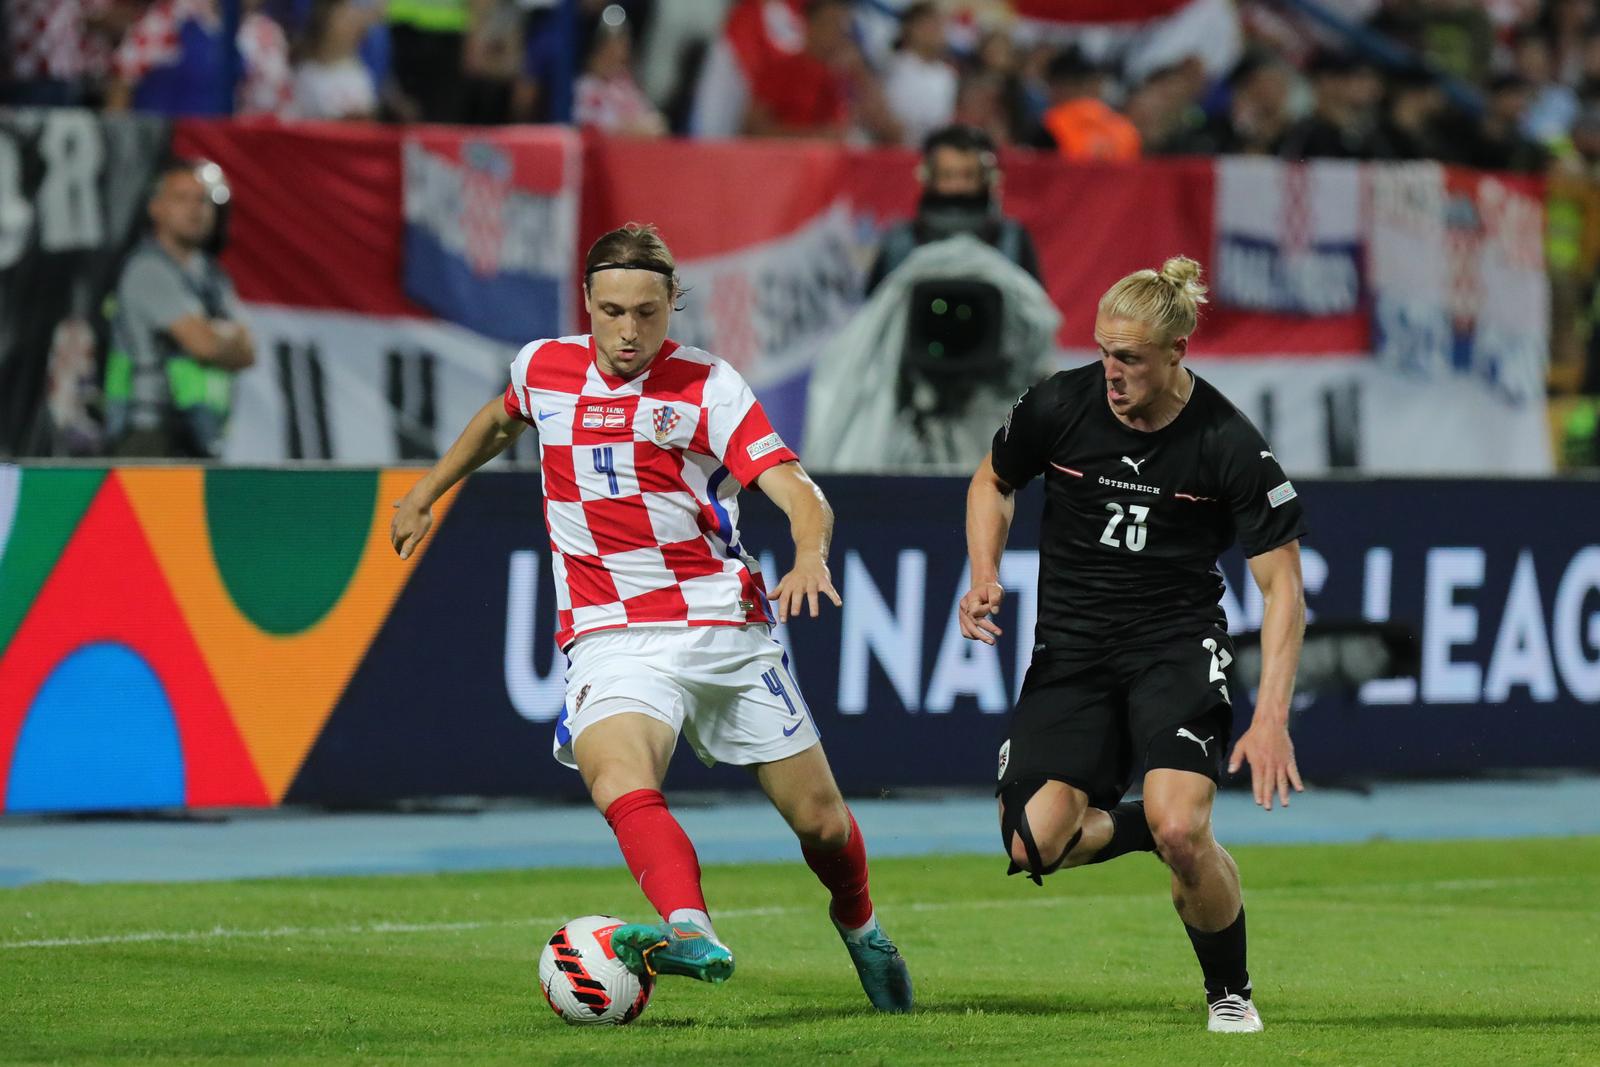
[755,460,841,623]
[960,453,1015,646]
[391,395,527,560]
[1228,540,1307,810]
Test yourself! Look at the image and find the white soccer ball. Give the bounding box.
[537,914,654,1026]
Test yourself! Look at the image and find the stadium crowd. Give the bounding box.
[7,1,1600,163]
[4,0,1599,459]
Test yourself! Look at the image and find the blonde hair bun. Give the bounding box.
[1158,256,1208,303]
[1097,255,1209,343]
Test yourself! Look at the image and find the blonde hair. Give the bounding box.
[1097,255,1209,344]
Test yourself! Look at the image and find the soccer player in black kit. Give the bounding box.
[959,256,1307,1033]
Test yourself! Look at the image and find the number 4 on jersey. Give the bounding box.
[592,446,619,495]
[1099,502,1149,552]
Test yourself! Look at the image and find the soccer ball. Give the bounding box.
[537,914,653,1026]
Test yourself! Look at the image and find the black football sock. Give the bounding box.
[1086,800,1155,864]
[1185,905,1251,1002]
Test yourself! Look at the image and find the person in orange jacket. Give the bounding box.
[1040,47,1141,162]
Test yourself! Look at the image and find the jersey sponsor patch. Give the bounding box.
[1267,480,1298,508]
[997,739,1010,781]
[747,432,785,461]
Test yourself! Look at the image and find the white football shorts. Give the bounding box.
[553,624,819,770]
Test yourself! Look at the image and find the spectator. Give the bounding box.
[105,0,292,117]
[3,0,92,105]
[1125,58,1209,155]
[386,0,471,122]
[637,0,726,109]
[1541,0,1597,86]
[1373,0,1494,85]
[80,1,148,105]
[1279,51,1386,160]
[460,0,523,124]
[1512,25,1578,144]
[1563,103,1600,395]
[690,0,802,139]
[865,124,1041,294]
[966,28,1042,147]
[883,2,956,148]
[105,161,255,460]
[743,0,846,138]
[1038,47,1141,162]
[293,0,382,119]
[1545,103,1600,395]
[1189,51,1294,156]
[952,72,1014,149]
[574,8,667,136]
[1445,72,1549,172]
[238,0,294,115]
[1377,66,1448,160]
[1580,22,1600,91]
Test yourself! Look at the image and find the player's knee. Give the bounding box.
[998,788,1083,877]
[585,765,656,814]
[1149,811,1210,871]
[789,795,850,851]
[1004,831,1043,876]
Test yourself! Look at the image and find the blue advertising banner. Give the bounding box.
[288,475,1600,805]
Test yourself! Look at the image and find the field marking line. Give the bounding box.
[0,877,1565,951]
[0,905,803,950]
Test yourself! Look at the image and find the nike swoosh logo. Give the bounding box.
[782,722,802,737]
[538,409,559,421]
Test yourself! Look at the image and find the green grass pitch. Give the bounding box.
[4,837,1598,1066]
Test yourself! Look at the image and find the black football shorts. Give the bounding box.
[995,626,1236,810]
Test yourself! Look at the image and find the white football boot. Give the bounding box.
[1207,992,1264,1033]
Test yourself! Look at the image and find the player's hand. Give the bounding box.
[773,557,841,622]
[958,581,1005,645]
[390,494,433,560]
[1227,721,1304,811]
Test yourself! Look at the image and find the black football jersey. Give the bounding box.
[990,362,1309,654]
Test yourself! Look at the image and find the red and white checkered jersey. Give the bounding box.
[111,0,210,86]
[503,335,799,650]
[111,0,291,116]
[8,0,86,81]
[236,12,292,117]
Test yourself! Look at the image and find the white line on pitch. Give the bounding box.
[0,876,1562,951]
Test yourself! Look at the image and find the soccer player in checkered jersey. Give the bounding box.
[390,224,912,1012]
[960,257,1307,1033]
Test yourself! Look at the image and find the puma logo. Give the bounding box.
[1259,450,1275,460]
[1176,727,1214,755]
[1120,455,1147,475]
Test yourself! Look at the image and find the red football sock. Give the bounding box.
[802,808,874,930]
[603,789,709,921]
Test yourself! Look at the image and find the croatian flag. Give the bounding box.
[402,127,581,345]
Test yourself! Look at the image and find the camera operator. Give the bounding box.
[865,124,1042,296]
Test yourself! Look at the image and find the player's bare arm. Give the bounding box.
[1227,539,1307,811]
[756,460,841,622]
[960,452,1016,645]
[167,315,256,370]
[391,395,527,560]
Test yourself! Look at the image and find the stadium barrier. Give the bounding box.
[1,466,1596,814]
